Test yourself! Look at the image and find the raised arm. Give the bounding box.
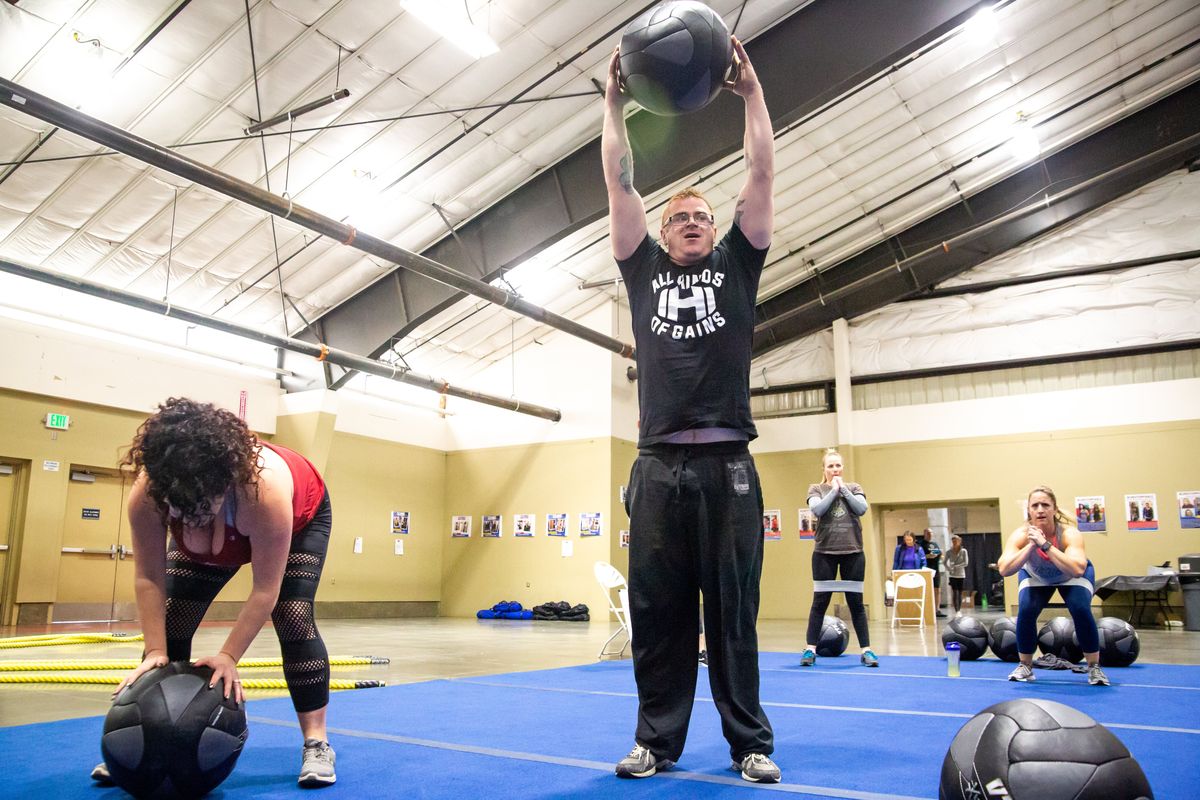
[601,47,648,260]
[729,37,774,249]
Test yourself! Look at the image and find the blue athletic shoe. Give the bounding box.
[800,648,816,667]
[860,650,879,667]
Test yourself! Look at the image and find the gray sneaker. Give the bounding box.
[733,753,781,783]
[90,762,113,785]
[298,738,336,787]
[615,744,672,778]
[1087,664,1110,686]
[1008,662,1035,682]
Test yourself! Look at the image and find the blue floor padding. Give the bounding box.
[4,654,1197,799]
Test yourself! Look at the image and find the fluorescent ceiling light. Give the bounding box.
[401,1,499,59]
[1007,115,1040,163]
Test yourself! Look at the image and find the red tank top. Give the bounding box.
[170,442,325,566]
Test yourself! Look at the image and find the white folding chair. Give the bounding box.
[594,561,632,658]
[890,572,927,628]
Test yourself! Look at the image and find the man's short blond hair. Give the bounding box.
[660,187,712,228]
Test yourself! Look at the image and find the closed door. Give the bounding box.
[0,464,17,620]
[55,470,136,622]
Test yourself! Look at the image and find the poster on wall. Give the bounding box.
[580,512,602,537]
[482,514,502,538]
[1124,493,1158,531]
[1073,496,1106,533]
[763,509,782,541]
[451,515,472,538]
[514,513,536,537]
[619,529,630,548]
[797,508,816,540]
[547,513,567,537]
[1178,491,1200,529]
[391,511,409,536]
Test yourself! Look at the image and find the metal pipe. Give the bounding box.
[0,256,562,422]
[245,88,351,135]
[0,78,634,361]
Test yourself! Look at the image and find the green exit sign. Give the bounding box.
[45,413,70,430]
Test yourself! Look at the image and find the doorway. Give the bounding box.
[0,460,24,625]
[879,501,1005,616]
[54,467,137,622]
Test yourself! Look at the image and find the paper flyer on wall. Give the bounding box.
[619,529,630,548]
[1178,491,1200,529]
[547,513,567,537]
[797,508,816,540]
[1073,496,1105,532]
[1124,493,1158,531]
[482,514,502,538]
[580,511,602,537]
[391,510,409,535]
[514,513,535,537]
[763,509,782,541]
[450,515,471,538]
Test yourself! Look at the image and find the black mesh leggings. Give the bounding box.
[163,491,332,713]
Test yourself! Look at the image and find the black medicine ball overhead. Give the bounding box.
[101,661,248,799]
[618,1,734,116]
[940,698,1154,800]
[940,615,991,661]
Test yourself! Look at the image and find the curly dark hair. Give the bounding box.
[121,397,262,522]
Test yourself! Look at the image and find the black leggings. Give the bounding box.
[806,551,870,648]
[163,491,332,713]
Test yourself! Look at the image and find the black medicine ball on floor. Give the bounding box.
[1037,615,1083,663]
[939,698,1153,800]
[989,616,1021,662]
[101,661,248,799]
[1097,616,1141,667]
[618,1,734,116]
[816,615,849,657]
[940,615,991,661]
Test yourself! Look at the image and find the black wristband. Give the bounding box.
[1039,540,1052,553]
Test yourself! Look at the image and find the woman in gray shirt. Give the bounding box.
[943,534,970,613]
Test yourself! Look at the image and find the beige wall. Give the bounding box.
[441,438,613,618]
[0,389,144,622]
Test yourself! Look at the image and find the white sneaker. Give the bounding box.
[298,739,336,787]
[1008,662,1035,682]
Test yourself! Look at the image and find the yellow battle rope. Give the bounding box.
[0,633,144,650]
[0,674,384,690]
[0,655,389,671]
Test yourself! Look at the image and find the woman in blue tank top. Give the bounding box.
[996,485,1108,686]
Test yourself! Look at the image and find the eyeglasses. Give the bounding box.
[665,211,714,227]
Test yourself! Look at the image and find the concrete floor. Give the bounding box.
[2,612,1198,729]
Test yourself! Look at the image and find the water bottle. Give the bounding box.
[945,641,962,677]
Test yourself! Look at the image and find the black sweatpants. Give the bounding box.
[625,442,773,763]
[163,491,333,713]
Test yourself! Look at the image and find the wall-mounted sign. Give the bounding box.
[45,413,70,430]
[82,508,100,520]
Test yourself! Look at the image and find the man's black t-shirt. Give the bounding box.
[617,224,767,447]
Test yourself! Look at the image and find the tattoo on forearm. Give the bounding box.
[619,152,634,194]
[733,197,746,227]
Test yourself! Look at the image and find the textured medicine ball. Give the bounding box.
[1037,615,1083,663]
[101,662,248,799]
[815,615,850,657]
[940,615,991,661]
[618,1,734,116]
[1097,616,1141,667]
[989,616,1021,662]
[939,698,1153,800]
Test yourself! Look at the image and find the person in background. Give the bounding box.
[802,448,877,668]
[943,534,970,614]
[920,528,944,617]
[892,531,927,571]
[997,485,1108,686]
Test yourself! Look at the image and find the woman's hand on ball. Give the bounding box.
[114,652,168,699]
[195,651,242,704]
[606,47,627,107]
